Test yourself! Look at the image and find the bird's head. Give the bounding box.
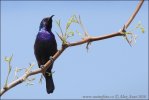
[39,15,54,32]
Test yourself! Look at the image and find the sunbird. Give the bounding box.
[34,15,57,94]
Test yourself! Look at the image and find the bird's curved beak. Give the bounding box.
[50,15,54,19]
[48,15,54,22]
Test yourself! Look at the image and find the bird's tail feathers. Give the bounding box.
[45,73,55,94]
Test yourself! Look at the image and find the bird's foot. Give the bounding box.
[49,56,54,63]
[40,65,46,76]
[45,70,55,76]
[40,65,44,68]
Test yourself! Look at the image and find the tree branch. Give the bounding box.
[0,0,144,96]
[125,0,144,29]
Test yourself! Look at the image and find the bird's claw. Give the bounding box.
[49,56,54,63]
[40,65,44,68]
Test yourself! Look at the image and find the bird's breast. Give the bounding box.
[37,31,54,42]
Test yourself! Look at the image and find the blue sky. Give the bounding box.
[1,1,148,99]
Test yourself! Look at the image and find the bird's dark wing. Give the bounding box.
[34,33,57,68]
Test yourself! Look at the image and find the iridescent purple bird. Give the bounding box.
[34,15,57,94]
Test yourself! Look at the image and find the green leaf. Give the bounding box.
[4,55,13,62]
[135,21,145,33]
[66,15,79,31]
[71,15,79,23]
[140,27,145,33]
[4,57,9,62]
[4,55,13,87]
[67,30,74,37]
[62,36,67,44]
[66,21,72,30]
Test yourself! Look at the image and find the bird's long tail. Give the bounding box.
[45,72,55,94]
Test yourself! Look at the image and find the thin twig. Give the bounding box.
[78,15,89,37]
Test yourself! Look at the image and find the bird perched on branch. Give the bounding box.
[34,15,57,94]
